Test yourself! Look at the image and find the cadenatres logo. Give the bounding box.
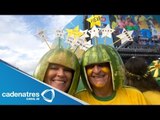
[1,89,55,103]
[41,89,55,103]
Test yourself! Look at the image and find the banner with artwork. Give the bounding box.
[109,15,160,48]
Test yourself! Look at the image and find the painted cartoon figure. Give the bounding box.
[135,15,152,39]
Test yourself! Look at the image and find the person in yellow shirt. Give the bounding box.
[125,57,160,105]
[75,44,147,105]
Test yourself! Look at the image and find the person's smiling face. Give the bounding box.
[44,63,73,92]
[86,63,112,88]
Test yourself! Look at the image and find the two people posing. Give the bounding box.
[33,44,148,105]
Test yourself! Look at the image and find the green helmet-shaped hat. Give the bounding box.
[81,44,125,91]
[33,47,80,95]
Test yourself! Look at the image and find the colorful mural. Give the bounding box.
[109,15,160,48]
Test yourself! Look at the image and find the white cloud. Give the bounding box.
[41,15,76,41]
[0,15,76,75]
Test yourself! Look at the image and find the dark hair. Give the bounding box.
[124,57,160,92]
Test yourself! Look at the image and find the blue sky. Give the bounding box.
[0,15,76,75]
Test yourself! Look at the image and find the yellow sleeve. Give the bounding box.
[143,91,160,105]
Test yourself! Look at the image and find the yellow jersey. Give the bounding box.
[75,86,148,105]
[143,91,160,105]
